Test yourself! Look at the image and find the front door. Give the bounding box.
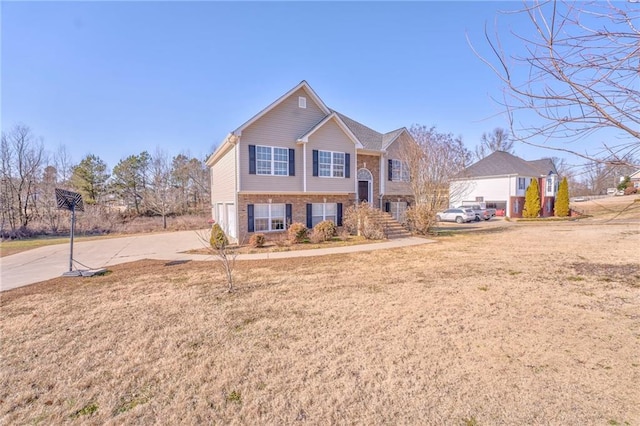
[358,181,369,203]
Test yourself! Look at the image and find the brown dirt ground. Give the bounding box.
[1,221,639,425]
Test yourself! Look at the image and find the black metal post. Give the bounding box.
[69,203,75,272]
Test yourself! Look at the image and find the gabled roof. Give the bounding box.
[207,81,411,166]
[630,169,640,179]
[232,80,331,136]
[333,111,385,151]
[297,112,364,149]
[460,151,557,179]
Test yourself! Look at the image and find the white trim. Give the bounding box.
[303,143,307,193]
[255,144,290,176]
[318,150,346,178]
[357,168,374,203]
[379,154,385,203]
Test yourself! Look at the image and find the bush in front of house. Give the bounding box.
[523,178,541,218]
[342,204,384,240]
[310,220,336,242]
[554,177,570,217]
[249,233,266,248]
[404,204,433,235]
[624,186,637,195]
[287,222,308,244]
[210,223,229,249]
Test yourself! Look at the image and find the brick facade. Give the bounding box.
[237,193,355,239]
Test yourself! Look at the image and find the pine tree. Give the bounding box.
[523,178,541,218]
[554,177,570,217]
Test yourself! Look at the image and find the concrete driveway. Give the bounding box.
[1,231,432,292]
[0,230,211,292]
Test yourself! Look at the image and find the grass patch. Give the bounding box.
[70,402,98,418]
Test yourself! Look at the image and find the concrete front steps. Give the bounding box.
[369,209,412,239]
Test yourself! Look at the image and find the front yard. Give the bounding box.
[1,221,639,424]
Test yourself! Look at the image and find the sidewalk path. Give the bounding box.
[0,231,432,292]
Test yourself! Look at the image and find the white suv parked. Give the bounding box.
[435,208,476,224]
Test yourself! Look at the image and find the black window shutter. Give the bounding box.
[388,159,393,181]
[306,203,312,228]
[247,204,254,232]
[249,145,256,175]
[337,203,343,226]
[344,153,350,178]
[385,202,391,213]
[312,150,319,177]
[286,203,292,226]
[288,149,295,176]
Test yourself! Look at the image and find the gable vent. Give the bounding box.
[298,96,307,109]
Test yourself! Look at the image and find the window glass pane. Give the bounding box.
[325,203,337,216]
[270,204,285,217]
[333,153,344,177]
[257,160,271,175]
[311,216,323,227]
[401,162,410,182]
[273,161,288,175]
[254,219,269,231]
[256,146,271,160]
[254,204,269,218]
[312,203,323,215]
[392,159,401,181]
[273,148,288,162]
[319,164,331,177]
[271,218,285,230]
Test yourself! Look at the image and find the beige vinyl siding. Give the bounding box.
[240,88,325,192]
[211,144,237,203]
[307,119,355,193]
[385,133,412,196]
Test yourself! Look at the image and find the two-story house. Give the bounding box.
[449,151,559,218]
[206,81,414,240]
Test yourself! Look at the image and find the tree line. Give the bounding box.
[1,124,210,237]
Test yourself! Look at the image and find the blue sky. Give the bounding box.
[3,1,572,169]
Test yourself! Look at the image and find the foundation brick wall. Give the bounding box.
[237,193,355,239]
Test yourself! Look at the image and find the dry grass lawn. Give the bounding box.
[1,221,639,425]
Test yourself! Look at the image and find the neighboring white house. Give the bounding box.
[449,151,559,218]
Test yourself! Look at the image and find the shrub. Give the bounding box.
[523,178,541,218]
[249,233,266,248]
[342,204,385,240]
[210,223,228,249]
[287,222,308,243]
[554,177,570,217]
[404,204,434,235]
[311,220,336,242]
[624,186,637,195]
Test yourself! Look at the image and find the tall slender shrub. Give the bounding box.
[554,177,570,217]
[523,178,541,218]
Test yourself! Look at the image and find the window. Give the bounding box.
[254,204,285,232]
[298,96,307,108]
[311,203,337,227]
[319,151,345,178]
[546,177,553,193]
[518,177,526,190]
[256,146,288,176]
[391,159,409,182]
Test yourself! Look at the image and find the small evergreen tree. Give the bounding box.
[210,223,228,249]
[523,178,541,218]
[554,177,570,217]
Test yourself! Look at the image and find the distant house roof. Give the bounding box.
[630,169,640,179]
[459,151,558,179]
